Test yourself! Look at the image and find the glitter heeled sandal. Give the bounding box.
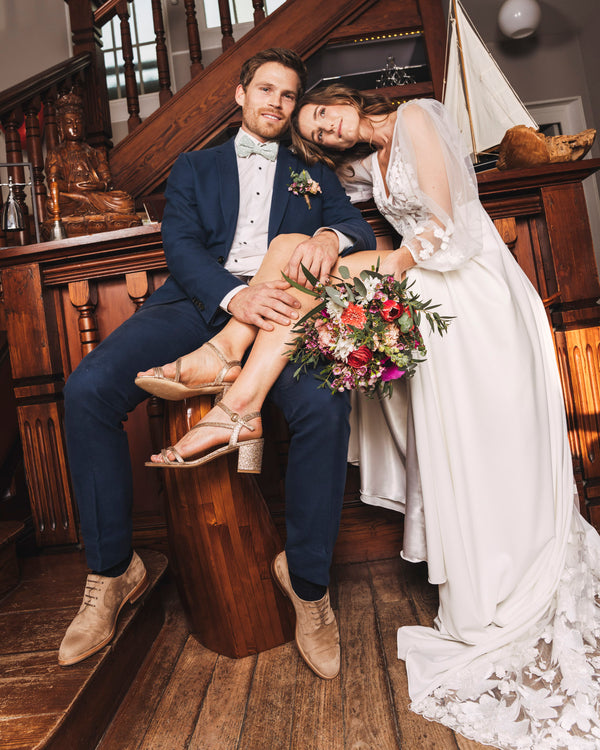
[145,401,263,473]
[135,341,241,401]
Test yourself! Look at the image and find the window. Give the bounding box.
[203,0,286,28]
[102,0,159,101]
[102,0,289,101]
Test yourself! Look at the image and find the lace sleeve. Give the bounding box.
[394,100,482,272]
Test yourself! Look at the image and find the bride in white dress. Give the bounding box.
[293,87,600,749]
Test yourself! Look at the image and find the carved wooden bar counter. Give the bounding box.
[1,158,599,563]
[477,159,600,526]
[0,224,169,549]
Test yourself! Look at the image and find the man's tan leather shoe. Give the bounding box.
[58,551,149,666]
[272,551,340,679]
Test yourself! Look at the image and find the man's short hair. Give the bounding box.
[239,48,307,99]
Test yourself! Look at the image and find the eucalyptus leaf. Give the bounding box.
[300,263,319,287]
[343,283,356,303]
[325,287,345,306]
[339,266,350,279]
[353,277,367,298]
[281,272,320,297]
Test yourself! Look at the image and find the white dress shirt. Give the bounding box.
[220,129,352,312]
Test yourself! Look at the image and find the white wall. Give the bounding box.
[0,0,71,162]
[0,0,71,91]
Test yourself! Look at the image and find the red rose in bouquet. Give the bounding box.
[381,299,403,322]
[348,345,373,368]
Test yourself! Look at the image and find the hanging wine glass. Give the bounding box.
[1,176,24,231]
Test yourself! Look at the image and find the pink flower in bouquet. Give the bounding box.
[381,299,403,322]
[341,303,366,330]
[383,324,400,347]
[382,364,405,381]
[348,345,373,368]
[317,325,336,349]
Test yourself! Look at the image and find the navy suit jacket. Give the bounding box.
[147,137,376,328]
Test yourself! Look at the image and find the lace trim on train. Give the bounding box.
[411,524,600,750]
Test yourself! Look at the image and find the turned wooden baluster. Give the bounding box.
[1,107,29,246]
[67,0,113,154]
[126,270,165,456]
[217,0,235,51]
[43,89,59,155]
[183,0,204,77]
[116,0,142,133]
[126,271,151,310]
[252,0,266,24]
[23,96,46,227]
[151,0,173,105]
[68,280,99,356]
[0,188,6,248]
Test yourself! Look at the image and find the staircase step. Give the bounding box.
[0,521,24,598]
[0,548,168,750]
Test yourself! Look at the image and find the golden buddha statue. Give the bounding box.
[44,93,141,237]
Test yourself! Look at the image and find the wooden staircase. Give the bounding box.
[109,0,382,197]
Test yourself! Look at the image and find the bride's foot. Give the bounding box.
[135,341,242,400]
[147,400,263,473]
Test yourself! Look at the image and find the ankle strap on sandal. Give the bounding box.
[204,341,242,385]
[216,401,260,429]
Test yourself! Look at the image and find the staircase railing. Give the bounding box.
[91,0,270,135]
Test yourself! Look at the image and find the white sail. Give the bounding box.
[443,0,538,156]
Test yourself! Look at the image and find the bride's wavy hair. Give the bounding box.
[291,84,396,173]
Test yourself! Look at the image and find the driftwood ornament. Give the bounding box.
[497,125,596,170]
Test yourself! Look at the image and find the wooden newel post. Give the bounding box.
[161,395,294,658]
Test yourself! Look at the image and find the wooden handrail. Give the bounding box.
[93,0,124,26]
[0,53,91,117]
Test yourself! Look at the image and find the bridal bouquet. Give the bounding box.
[284,264,452,398]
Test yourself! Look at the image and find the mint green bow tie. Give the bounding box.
[235,135,278,161]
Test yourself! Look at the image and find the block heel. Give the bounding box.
[237,438,264,473]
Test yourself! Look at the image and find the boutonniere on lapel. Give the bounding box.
[288,168,321,209]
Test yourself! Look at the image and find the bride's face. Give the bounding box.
[297,102,361,150]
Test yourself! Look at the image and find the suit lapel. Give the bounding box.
[268,146,295,242]
[217,138,240,251]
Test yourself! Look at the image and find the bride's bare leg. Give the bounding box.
[150,246,392,462]
[137,234,311,385]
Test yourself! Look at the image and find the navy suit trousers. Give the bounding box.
[63,295,350,587]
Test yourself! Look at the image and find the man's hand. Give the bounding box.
[227,280,301,332]
[284,230,339,287]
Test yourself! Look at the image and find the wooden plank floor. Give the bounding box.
[97,557,491,750]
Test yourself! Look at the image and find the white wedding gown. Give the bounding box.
[345,100,600,749]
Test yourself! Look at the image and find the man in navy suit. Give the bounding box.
[59,48,375,677]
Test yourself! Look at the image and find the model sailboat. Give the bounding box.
[442,0,538,162]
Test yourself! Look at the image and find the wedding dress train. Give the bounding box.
[345,99,600,749]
